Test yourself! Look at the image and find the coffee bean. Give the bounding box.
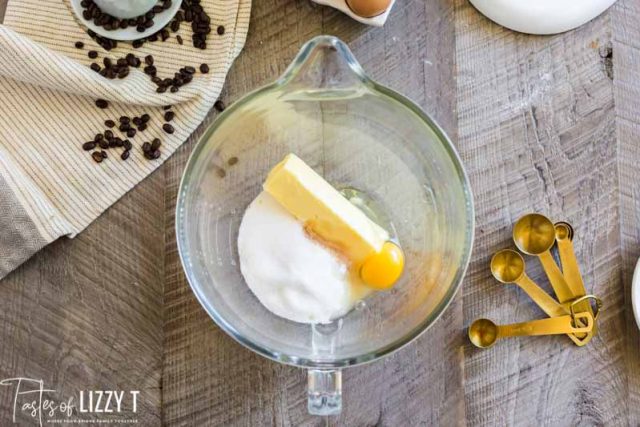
[123,139,132,150]
[150,149,161,159]
[82,141,96,150]
[75,41,84,49]
[170,20,180,32]
[163,105,172,110]
[152,76,162,85]
[132,117,142,126]
[170,86,179,93]
[156,86,167,93]
[163,123,174,134]
[92,151,104,163]
[127,129,137,138]
[114,138,124,147]
[161,29,170,41]
[94,133,104,142]
[145,55,154,65]
[117,68,129,79]
[144,65,157,76]
[142,142,152,153]
[176,35,183,45]
[90,63,101,72]
[95,99,109,109]
[184,66,196,74]
[99,140,109,149]
[132,40,144,48]
[164,111,175,121]
[118,116,129,124]
[101,150,108,159]
[217,25,225,35]
[105,119,115,128]
[104,130,114,139]
[119,123,130,132]
[228,156,238,166]
[103,57,112,67]
[136,25,146,33]
[141,113,150,123]
[199,63,209,74]
[121,150,130,160]
[151,138,161,150]
[214,100,225,112]
[88,50,98,59]
[138,123,148,132]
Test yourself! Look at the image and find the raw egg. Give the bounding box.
[346,0,391,18]
[360,241,404,290]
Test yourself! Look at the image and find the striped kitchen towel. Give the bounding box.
[0,0,250,279]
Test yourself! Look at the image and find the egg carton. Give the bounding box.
[311,0,396,27]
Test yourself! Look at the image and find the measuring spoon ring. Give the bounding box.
[469,313,594,348]
[491,249,567,317]
[513,213,574,303]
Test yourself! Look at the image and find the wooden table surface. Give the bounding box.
[1,0,640,425]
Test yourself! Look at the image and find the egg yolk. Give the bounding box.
[360,241,404,290]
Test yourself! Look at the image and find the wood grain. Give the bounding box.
[162,0,463,425]
[1,0,640,425]
[456,0,639,425]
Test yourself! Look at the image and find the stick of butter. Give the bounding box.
[263,153,389,266]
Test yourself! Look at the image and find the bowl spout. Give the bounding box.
[278,35,372,93]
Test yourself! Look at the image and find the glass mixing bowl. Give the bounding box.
[176,36,474,415]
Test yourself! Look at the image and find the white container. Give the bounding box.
[469,0,618,35]
[93,0,157,19]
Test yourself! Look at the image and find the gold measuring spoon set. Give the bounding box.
[469,213,603,348]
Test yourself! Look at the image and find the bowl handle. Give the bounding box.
[307,369,342,415]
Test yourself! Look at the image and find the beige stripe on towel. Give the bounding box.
[0,0,251,279]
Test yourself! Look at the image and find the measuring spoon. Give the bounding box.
[513,213,574,303]
[554,222,585,297]
[468,313,594,348]
[555,222,598,343]
[491,249,567,317]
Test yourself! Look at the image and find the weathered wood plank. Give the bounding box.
[162,0,463,425]
[455,1,633,425]
[0,171,165,425]
[0,3,163,419]
[612,0,640,424]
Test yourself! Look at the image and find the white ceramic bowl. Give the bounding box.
[469,0,618,35]
[93,0,157,19]
[70,0,183,41]
[632,258,640,329]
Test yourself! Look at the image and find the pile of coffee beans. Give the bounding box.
[80,0,173,33]
[84,105,175,162]
[162,0,216,49]
[82,129,133,163]
[87,29,118,51]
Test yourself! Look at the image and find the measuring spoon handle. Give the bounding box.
[516,274,568,318]
[556,239,586,297]
[539,250,574,303]
[497,314,593,337]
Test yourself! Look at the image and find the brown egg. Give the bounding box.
[346,0,391,18]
